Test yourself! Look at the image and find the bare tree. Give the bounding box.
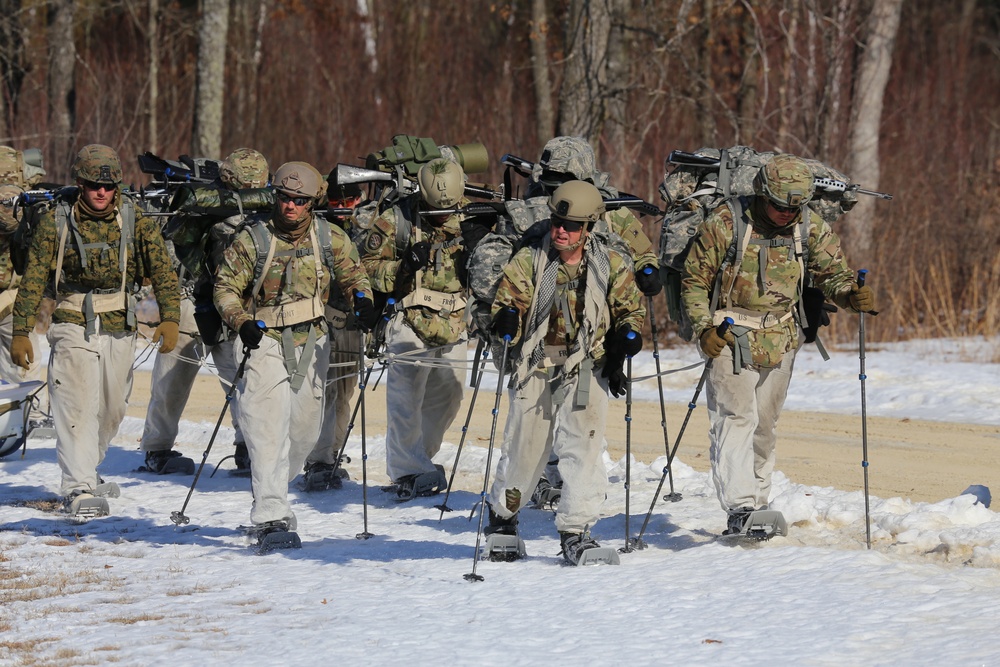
[192,0,229,158]
[846,0,903,265]
[48,0,75,172]
[558,0,613,149]
[147,0,159,154]
[530,0,554,143]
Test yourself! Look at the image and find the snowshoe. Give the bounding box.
[252,521,302,554]
[393,465,447,502]
[483,506,526,561]
[141,450,195,475]
[559,531,620,566]
[28,416,57,441]
[530,476,562,509]
[62,491,109,519]
[94,480,121,498]
[302,462,347,492]
[722,508,787,542]
[230,442,252,478]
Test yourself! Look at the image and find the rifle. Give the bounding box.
[334,163,503,202]
[137,151,220,185]
[667,150,893,200]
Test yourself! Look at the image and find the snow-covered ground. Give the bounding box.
[2,337,999,666]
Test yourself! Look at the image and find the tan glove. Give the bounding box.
[11,334,33,370]
[849,283,876,313]
[699,326,734,359]
[152,321,180,354]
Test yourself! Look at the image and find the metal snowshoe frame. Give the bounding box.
[0,380,47,459]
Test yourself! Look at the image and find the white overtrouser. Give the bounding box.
[0,313,48,419]
[383,314,465,482]
[140,298,243,452]
[47,320,135,496]
[706,344,796,512]
[307,324,360,466]
[237,330,329,527]
[489,366,610,534]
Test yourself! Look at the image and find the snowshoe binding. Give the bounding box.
[392,465,447,502]
[483,506,526,562]
[722,508,787,542]
[559,531,620,566]
[253,520,302,554]
[302,461,348,492]
[94,479,121,498]
[62,491,109,519]
[530,475,562,509]
[141,450,195,475]
[230,442,252,478]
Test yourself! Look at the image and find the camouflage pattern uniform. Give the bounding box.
[361,193,469,488]
[214,187,371,528]
[12,146,180,498]
[681,156,859,515]
[487,231,645,535]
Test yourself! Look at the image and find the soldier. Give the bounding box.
[301,179,367,491]
[214,161,375,546]
[681,154,875,535]
[139,148,269,475]
[486,181,645,565]
[10,144,180,516]
[361,158,474,501]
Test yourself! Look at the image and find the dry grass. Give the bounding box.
[106,613,165,625]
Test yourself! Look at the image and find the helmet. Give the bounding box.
[532,136,596,187]
[72,144,123,185]
[326,171,364,202]
[755,154,815,208]
[417,158,464,209]
[548,180,605,224]
[220,148,269,189]
[273,161,324,200]
[0,183,23,233]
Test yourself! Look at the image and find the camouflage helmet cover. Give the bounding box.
[72,144,123,185]
[0,183,23,233]
[273,161,324,200]
[532,136,597,186]
[418,158,465,209]
[755,154,815,207]
[548,180,606,224]
[220,148,269,189]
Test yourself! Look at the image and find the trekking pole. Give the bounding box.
[464,336,510,582]
[647,295,680,502]
[171,323,262,526]
[356,324,375,540]
[636,317,732,541]
[436,342,490,518]
[858,269,872,550]
[620,332,644,553]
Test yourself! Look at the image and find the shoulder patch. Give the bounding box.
[365,231,385,252]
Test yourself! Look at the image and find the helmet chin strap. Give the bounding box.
[552,229,588,252]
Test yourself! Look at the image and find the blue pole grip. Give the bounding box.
[857,269,868,287]
[717,316,734,336]
[254,320,267,331]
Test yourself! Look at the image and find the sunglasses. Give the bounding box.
[276,191,311,206]
[80,180,116,192]
[551,217,585,233]
[768,201,798,215]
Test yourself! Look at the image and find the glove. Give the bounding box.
[492,306,519,341]
[10,334,33,371]
[604,363,629,398]
[460,219,493,252]
[353,294,379,333]
[801,286,838,343]
[699,326,734,359]
[849,283,875,313]
[152,320,179,354]
[607,326,643,358]
[403,241,432,273]
[239,320,265,350]
[634,266,662,297]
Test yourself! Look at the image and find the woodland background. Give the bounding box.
[0,0,997,345]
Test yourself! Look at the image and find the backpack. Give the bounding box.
[0,146,46,189]
[238,213,340,303]
[657,146,858,342]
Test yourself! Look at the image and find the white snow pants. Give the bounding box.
[140,298,243,452]
[47,321,135,496]
[489,366,610,535]
[0,313,47,419]
[706,344,796,512]
[383,315,464,482]
[237,331,329,527]
[307,324,360,466]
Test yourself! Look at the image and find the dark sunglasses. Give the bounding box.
[276,191,310,206]
[80,180,116,192]
[767,200,798,214]
[551,217,585,233]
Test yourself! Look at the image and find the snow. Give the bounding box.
[2,337,1000,666]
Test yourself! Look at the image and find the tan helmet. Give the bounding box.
[418,158,464,209]
[220,148,269,189]
[0,183,23,234]
[72,144,123,185]
[273,161,324,200]
[755,154,815,208]
[548,180,605,224]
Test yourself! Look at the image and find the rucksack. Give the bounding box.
[0,146,46,189]
[657,145,858,342]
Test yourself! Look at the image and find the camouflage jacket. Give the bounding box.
[214,213,371,346]
[12,196,180,335]
[682,203,856,368]
[601,207,658,272]
[361,198,468,347]
[493,235,645,366]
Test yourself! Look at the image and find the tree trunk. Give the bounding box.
[557,0,613,150]
[147,0,159,154]
[697,0,715,144]
[192,0,230,158]
[48,0,75,175]
[604,0,629,162]
[530,0,554,144]
[846,0,903,267]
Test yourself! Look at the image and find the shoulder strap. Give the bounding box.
[315,215,337,274]
[394,199,415,254]
[248,221,276,303]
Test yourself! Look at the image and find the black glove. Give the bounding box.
[635,266,662,297]
[353,293,379,333]
[403,241,432,273]
[461,218,494,252]
[801,286,838,343]
[239,320,265,350]
[492,306,520,341]
[607,325,643,358]
[604,363,628,398]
